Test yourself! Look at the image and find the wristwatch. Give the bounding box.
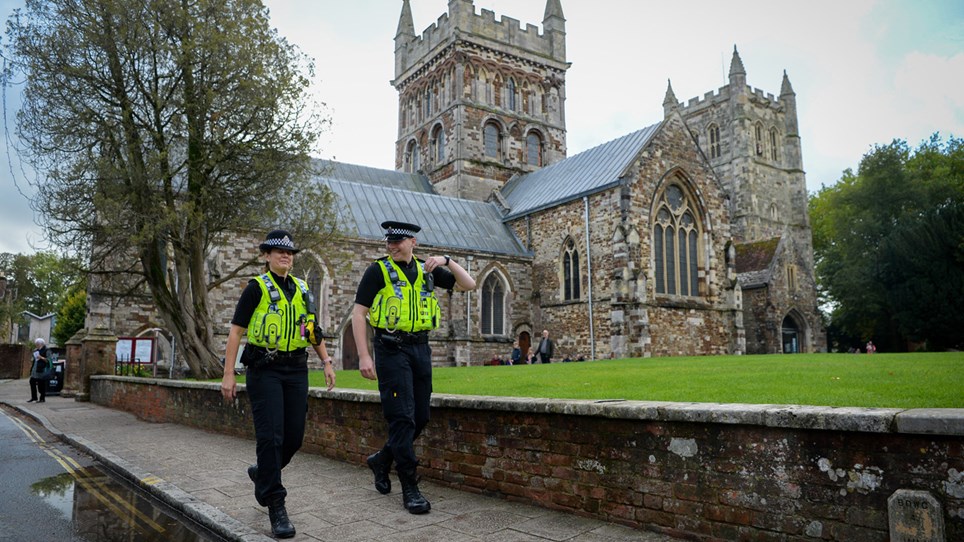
[443,255,452,266]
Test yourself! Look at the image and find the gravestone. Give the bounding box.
[888,489,945,542]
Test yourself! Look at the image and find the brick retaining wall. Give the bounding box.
[91,376,964,541]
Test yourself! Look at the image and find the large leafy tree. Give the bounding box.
[810,135,964,351]
[4,0,339,377]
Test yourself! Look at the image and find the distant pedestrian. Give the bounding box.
[510,340,522,365]
[866,341,876,354]
[28,338,50,403]
[220,230,336,539]
[536,329,555,363]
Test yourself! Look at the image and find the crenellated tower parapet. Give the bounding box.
[395,0,567,82]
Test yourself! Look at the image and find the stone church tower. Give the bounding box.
[665,47,824,353]
[393,0,569,200]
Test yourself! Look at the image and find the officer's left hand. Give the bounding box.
[423,256,446,272]
[323,363,336,391]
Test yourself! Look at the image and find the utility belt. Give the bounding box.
[240,345,308,368]
[375,330,429,345]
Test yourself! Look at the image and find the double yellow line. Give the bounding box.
[3,409,167,536]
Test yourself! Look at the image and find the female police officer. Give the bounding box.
[221,230,335,538]
[352,221,475,514]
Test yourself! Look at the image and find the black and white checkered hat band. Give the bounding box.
[386,228,416,237]
[263,236,295,249]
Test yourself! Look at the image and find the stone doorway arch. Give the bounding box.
[518,330,531,363]
[781,314,802,353]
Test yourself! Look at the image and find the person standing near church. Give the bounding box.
[221,230,336,539]
[353,221,476,514]
[536,329,555,363]
[28,337,50,403]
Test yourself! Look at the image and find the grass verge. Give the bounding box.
[304,352,964,408]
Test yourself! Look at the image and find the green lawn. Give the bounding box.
[303,352,964,409]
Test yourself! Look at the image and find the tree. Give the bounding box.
[809,135,964,351]
[53,287,87,346]
[0,252,82,342]
[879,201,964,349]
[4,0,340,377]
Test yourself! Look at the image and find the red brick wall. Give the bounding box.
[91,377,964,541]
[0,344,30,379]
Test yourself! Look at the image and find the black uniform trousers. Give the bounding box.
[373,336,432,475]
[245,355,308,506]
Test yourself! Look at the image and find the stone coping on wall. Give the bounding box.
[95,375,964,436]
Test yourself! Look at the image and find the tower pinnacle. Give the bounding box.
[780,70,795,96]
[663,79,678,116]
[396,0,415,40]
[728,45,746,78]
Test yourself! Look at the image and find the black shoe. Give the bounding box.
[398,470,430,514]
[38,398,45,402]
[366,451,392,494]
[27,399,36,403]
[268,503,295,538]
[247,464,258,484]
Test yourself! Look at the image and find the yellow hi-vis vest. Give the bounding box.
[368,257,440,332]
[246,273,315,351]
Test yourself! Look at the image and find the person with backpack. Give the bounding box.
[28,337,50,403]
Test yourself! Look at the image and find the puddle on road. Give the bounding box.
[33,465,222,542]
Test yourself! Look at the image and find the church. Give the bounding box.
[92,0,826,368]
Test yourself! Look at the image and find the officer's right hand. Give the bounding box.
[221,373,237,400]
[359,354,377,380]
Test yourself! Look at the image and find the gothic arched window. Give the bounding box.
[563,238,580,301]
[769,128,779,161]
[480,273,506,335]
[483,122,501,159]
[526,131,543,166]
[755,122,764,156]
[405,140,419,173]
[303,260,330,330]
[506,78,517,111]
[431,124,445,163]
[708,124,721,159]
[653,182,702,297]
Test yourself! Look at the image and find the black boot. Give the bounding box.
[267,502,295,539]
[398,469,430,514]
[366,449,392,494]
[247,464,258,484]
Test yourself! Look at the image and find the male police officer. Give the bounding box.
[352,221,475,514]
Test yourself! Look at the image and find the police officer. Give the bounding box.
[221,230,335,539]
[352,221,475,514]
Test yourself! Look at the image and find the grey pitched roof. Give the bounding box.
[501,123,661,220]
[311,159,435,194]
[319,178,530,257]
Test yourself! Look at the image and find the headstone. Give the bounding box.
[888,489,945,542]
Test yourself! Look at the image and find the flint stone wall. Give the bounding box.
[91,376,963,541]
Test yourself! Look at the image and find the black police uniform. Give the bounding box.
[354,257,455,477]
[231,270,308,507]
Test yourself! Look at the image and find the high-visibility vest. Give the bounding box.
[246,273,315,351]
[367,257,440,332]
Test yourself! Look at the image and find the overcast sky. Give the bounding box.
[1,0,962,255]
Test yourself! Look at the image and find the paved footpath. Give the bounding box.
[0,380,680,542]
